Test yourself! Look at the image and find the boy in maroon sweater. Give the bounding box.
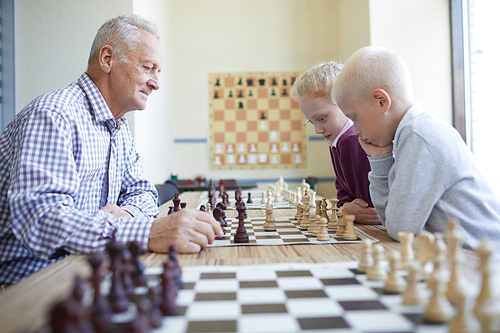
[291,61,380,224]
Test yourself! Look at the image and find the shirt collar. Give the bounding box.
[77,73,127,128]
[330,119,353,148]
[394,103,421,149]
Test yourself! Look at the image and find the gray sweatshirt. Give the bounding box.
[368,104,500,253]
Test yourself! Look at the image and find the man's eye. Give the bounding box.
[318,117,325,122]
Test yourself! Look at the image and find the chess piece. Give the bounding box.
[402,261,426,306]
[425,273,453,323]
[148,285,163,329]
[295,202,302,221]
[88,254,113,332]
[320,198,328,218]
[414,231,435,280]
[367,244,387,281]
[234,200,249,243]
[384,252,406,293]
[446,229,466,306]
[128,241,148,288]
[317,217,331,241]
[473,240,500,333]
[342,215,357,240]
[120,243,135,298]
[448,289,481,333]
[160,260,179,315]
[328,197,339,229]
[301,202,310,231]
[106,240,130,313]
[307,213,316,233]
[168,244,183,289]
[357,239,374,273]
[172,192,181,212]
[247,192,253,203]
[264,205,277,231]
[336,206,347,236]
[398,232,414,270]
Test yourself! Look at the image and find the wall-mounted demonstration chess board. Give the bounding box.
[208,72,307,170]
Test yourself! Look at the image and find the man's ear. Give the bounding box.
[372,89,391,113]
[99,45,115,74]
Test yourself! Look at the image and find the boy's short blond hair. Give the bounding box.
[331,46,414,105]
[290,61,343,102]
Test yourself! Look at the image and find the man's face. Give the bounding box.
[109,30,163,115]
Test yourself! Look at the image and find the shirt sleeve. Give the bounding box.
[117,129,159,219]
[8,108,154,260]
[368,133,447,241]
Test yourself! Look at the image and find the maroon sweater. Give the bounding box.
[329,125,373,207]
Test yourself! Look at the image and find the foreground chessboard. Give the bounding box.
[146,261,453,333]
[209,217,378,246]
[198,190,298,210]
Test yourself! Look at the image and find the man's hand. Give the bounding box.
[358,136,393,157]
[100,203,133,218]
[148,208,223,254]
[342,199,381,225]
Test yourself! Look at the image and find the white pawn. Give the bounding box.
[367,244,387,281]
[424,272,454,323]
[358,239,373,273]
[448,289,481,333]
[384,252,406,294]
[317,217,331,241]
[398,232,415,270]
[402,261,426,306]
[264,206,276,231]
[342,215,357,240]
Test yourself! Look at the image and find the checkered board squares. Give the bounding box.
[209,72,307,170]
[208,217,379,247]
[147,261,450,333]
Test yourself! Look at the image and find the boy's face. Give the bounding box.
[339,97,394,148]
[299,97,350,146]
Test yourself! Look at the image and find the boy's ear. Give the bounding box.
[99,45,115,74]
[372,89,391,113]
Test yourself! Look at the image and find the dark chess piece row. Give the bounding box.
[50,241,182,333]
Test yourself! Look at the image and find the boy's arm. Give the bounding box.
[367,135,447,240]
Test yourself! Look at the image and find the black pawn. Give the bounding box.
[121,244,135,298]
[148,285,163,328]
[160,261,179,315]
[88,255,113,332]
[247,193,253,204]
[199,205,206,212]
[169,244,183,289]
[106,240,130,313]
[128,241,148,288]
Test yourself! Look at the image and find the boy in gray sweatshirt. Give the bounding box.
[330,46,500,255]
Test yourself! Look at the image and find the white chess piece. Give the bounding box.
[214,156,222,166]
[269,131,278,141]
[270,155,278,164]
[227,144,234,153]
[292,143,300,152]
[237,143,245,153]
[226,155,235,164]
[248,154,258,164]
[249,143,258,153]
[281,142,289,152]
[238,154,246,163]
[215,144,223,154]
[294,155,302,164]
[270,143,279,153]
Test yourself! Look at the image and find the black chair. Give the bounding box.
[305,177,318,192]
[155,181,179,206]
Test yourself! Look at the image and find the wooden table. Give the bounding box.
[0,191,482,333]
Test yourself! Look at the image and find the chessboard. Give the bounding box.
[208,216,379,247]
[146,261,454,333]
[208,71,308,170]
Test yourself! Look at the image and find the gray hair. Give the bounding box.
[290,61,343,102]
[331,46,414,105]
[87,14,160,67]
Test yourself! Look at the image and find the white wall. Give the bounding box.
[16,0,133,109]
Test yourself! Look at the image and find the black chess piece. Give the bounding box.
[160,261,179,315]
[180,202,187,209]
[238,101,244,109]
[246,78,254,86]
[260,112,266,120]
[282,79,288,86]
[259,78,266,86]
[238,90,243,98]
[199,205,206,212]
[167,206,174,215]
[88,254,113,332]
[282,88,288,96]
[234,200,249,243]
[127,241,148,288]
[106,240,130,313]
[127,298,151,333]
[213,207,227,231]
[214,91,219,99]
[219,184,225,197]
[247,192,253,204]
[228,90,233,98]
[168,244,183,289]
[148,285,163,328]
[248,89,253,97]
[271,89,276,96]
[272,78,277,86]
[173,193,181,212]
[121,243,136,298]
[215,78,220,86]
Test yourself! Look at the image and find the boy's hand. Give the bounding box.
[343,198,381,224]
[358,136,393,157]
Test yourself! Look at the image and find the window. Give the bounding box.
[0,0,15,132]
[451,0,500,199]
